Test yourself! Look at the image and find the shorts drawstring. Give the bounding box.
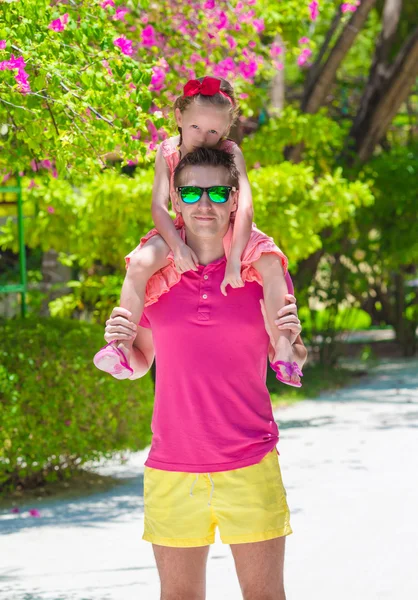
[189,474,199,497]
[189,473,215,506]
[208,473,214,506]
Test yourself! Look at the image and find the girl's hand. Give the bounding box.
[220,257,244,296]
[104,307,137,343]
[173,242,199,274]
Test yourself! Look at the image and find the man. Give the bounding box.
[105,148,307,600]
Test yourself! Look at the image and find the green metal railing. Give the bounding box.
[0,175,27,317]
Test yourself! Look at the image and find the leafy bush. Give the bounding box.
[0,317,154,491]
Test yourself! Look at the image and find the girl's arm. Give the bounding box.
[220,146,254,295]
[151,145,198,272]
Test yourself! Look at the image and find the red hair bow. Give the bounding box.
[183,76,233,103]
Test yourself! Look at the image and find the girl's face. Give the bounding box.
[175,101,232,153]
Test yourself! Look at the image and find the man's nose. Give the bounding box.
[198,191,212,209]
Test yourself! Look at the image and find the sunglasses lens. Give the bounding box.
[208,186,230,203]
[180,187,201,203]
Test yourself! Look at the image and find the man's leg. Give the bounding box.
[230,537,287,600]
[153,544,210,600]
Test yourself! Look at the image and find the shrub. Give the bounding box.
[0,317,154,491]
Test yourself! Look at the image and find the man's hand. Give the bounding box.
[104,307,137,344]
[260,294,302,355]
[220,256,245,296]
[173,242,199,274]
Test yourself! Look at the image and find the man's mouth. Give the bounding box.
[194,216,215,221]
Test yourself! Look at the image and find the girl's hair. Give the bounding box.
[174,77,239,146]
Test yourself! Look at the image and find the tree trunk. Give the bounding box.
[350,24,418,161]
[270,34,285,116]
[286,0,377,162]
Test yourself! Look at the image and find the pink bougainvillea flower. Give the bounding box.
[213,57,235,79]
[15,69,30,94]
[101,0,115,7]
[141,15,149,24]
[189,52,203,65]
[341,1,359,13]
[247,0,256,4]
[0,40,6,50]
[235,1,244,10]
[249,40,256,49]
[29,509,41,517]
[216,11,229,30]
[308,1,319,21]
[253,161,261,169]
[270,43,283,58]
[141,25,156,47]
[297,47,313,66]
[253,18,265,33]
[239,92,249,100]
[47,206,55,214]
[274,61,284,71]
[238,59,258,80]
[150,66,166,92]
[114,7,129,21]
[48,13,69,32]
[114,36,133,56]
[226,35,237,50]
[7,54,26,70]
[131,130,141,140]
[11,507,20,514]
[204,0,215,8]
[28,179,38,190]
[299,37,310,45]
[65,419,71,426]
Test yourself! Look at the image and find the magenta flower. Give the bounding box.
[216,11,229,30]
[141,25,156,48]
[239,93,249,100]
[204,0,215,8]
[47,206,55,214]
[249,41,256,49]
[114,7,129,21]
[131,131,141,140]
[341,2,359,13]
[213,57,235,79]
[190,52,203,64]
[226,35,237,50]
[274,61,284,71]
[29,509,41,518]
[15,69,30,94]
[308,1,319,21]
[297,47,313,67]
[28,179,38,190]
[299,37,310,45]
[270,43,283,58]
[0,40,6,50]
[238,59,258,80]
[253,18,265,33]
[11,507,20,514]
[235,1,244,10]
[101,0,115,7]
[48,13,69,32]
[150,66,166,92]
[114,36,133,56]
[8,54,26,70]
[65,419,71,426]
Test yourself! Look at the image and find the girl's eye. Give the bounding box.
[209,130,218,135]
[191,125,199,129]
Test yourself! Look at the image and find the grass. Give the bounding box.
[267,362,365,408]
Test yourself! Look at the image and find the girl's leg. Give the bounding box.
[253,253,300,385]
[117,234,171,362]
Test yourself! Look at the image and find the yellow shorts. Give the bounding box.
[143,449,292,547]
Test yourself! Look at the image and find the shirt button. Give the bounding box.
[202,294,208,299]
[203,275,209,280]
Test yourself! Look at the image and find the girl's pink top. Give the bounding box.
[126,136,293,307]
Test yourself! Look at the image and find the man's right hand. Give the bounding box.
[104,307,137,343]
[173,242,199,274]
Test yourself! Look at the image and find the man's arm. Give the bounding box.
[129,325,155,379]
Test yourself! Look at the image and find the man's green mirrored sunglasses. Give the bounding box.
[177,185,236,204]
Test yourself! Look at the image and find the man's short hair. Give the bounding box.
[173,147,240,188]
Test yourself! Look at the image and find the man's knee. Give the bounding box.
[241,584,286,600]
[161,587,205,600]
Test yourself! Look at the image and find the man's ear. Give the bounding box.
[174,108,182,127]
[230,188,239,212]
[173,191,182,214]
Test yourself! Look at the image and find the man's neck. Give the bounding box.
[184,230,226,266]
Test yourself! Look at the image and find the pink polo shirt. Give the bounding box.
[140,252,283,474]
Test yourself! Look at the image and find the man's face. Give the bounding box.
[174,165,238,239]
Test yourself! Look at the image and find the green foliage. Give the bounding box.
[249,161,374,266]
[0,317,154,489]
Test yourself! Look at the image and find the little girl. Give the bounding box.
[94,76,303,387]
